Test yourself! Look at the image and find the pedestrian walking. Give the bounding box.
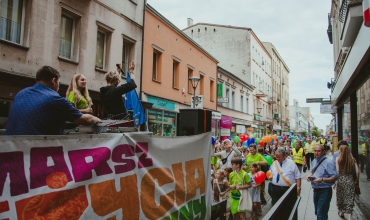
[335,145,359,219]
[304,138,315,170]
[307,144,338,220]
[292,140,306,173]
[268,149,301,205]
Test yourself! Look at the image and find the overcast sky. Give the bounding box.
[147,0,334,131]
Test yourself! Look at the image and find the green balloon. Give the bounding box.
[251,133,256,138]
[292,140,297,148]
[255,138,260,144]
[265,155,273,165]
[234,136,240,143]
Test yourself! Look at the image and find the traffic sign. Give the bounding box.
[217,98,229,103]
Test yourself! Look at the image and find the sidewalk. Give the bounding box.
[260,154,366,219]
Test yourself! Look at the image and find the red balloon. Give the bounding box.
[254,171,266,184]
[259,141,264,147]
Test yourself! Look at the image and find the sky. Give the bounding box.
[147,0,334,131]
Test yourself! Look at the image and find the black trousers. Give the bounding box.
[359,154,366,172]
[306,153,315,169]
[269,184,289,205]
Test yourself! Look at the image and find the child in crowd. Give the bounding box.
[213,169,229,202]
[249,163,261,220]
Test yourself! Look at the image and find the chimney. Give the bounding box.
[187,18,193,27]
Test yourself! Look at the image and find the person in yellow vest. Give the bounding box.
[305,138,315,170]
[292,140,306,173]
[359,140,367,172]
[319,136,329,153]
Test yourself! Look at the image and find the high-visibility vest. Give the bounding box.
[320,139,327,146]
[305,143,314,154]
[362,144,366,156]
[292,148,304,164]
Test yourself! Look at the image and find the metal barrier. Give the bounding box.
[262,183,301,220]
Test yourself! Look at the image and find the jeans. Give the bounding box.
[313,188,332,220]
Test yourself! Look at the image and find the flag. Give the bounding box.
[124,72,146,128]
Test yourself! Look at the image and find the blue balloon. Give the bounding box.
[278,136,282,140]
[243,140,248,146]
[247,138,255,146]
[211,136,216,145]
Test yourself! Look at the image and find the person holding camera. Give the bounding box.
[213,139,241,170]
[306,144,338,220]
[100,61,137,119]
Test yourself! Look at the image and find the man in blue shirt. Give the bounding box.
[6,66,101,135]
[307,144,338,220]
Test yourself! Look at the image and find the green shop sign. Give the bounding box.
[254,114,261,121]
[217,83,223,97]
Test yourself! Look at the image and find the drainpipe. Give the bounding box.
[139,0,147,100]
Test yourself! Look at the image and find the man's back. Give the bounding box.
[6,84,82,135]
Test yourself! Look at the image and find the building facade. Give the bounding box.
[183,23,273,137]
[263,42,290,135]
[0,0,145,128]
[141,5,218,136]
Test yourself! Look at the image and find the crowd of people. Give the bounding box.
[5,62,137,135]
[211,133,368,220]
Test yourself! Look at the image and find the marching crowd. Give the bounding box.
[210,134,369,220]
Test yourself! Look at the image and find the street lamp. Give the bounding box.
[189,76,201,108]
[256,103,262,137]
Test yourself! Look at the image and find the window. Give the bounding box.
[188,68,194,93]
[153,51,158,80]
[95,31,106,69]
[0,0,24,44]
[246,98,249,114]
[232,91,235,109]
[59,14,73,59]
[241,95,244,112]
[121,42,128,77]
[226,88,230,108]
[210,79,215,101]
[172,60,179,88]
[199,74,204,95]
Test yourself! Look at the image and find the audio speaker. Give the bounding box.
[178,108,212,136]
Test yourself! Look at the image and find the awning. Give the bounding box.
[251,124,258,128]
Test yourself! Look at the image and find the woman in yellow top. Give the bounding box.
[66,74,93,114]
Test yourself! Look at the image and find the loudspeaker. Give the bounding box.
[178,108,212,136]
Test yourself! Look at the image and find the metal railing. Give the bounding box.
[262,183,301,220]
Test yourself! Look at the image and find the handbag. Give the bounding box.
[352,161,361,195]
[222,150,233,164]
[235,171,253,212]
[216,180,227,201]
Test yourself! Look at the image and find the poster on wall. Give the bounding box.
[220,116,232,141]
[236,125,246,134]
[0,133,212,219]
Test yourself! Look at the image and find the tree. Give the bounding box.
[311,126,321,137]
[301,131,307,137]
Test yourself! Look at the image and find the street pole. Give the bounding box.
[193,87,196,108]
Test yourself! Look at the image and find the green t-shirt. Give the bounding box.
[244,153,267,173]
[68,91,88,110]
[229,170,250,194]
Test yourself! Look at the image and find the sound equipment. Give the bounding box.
[178,109,211,136]
[65,120,136,134]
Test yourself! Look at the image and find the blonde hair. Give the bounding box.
[338,145,354,174]
[66,74,92,107]
[104,70,120,83]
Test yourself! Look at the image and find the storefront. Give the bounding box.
[146,96,177,136]
[273,125,282,136]
[211,111,221,138]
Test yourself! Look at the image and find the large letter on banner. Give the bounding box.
[0,132,212,219]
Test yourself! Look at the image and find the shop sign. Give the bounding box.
[254,114,261,121]
[247,127,254,133]
[273,125,281,130]
[220,116,232,129]
[274,113,279,119]
[217,98,229,103]
[236,125,245,133]
[212,111,222,120]
[148,96,175,111]
[155,116,168,122]
[217,83,223,97]
[190,95,203,109]
[221,129,230,136]
[361,125,370,130]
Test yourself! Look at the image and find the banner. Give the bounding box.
[0,132,212,219]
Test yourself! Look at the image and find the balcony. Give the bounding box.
[340,0,363,47]
[256,89,266,98]
[267,96,276,104]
